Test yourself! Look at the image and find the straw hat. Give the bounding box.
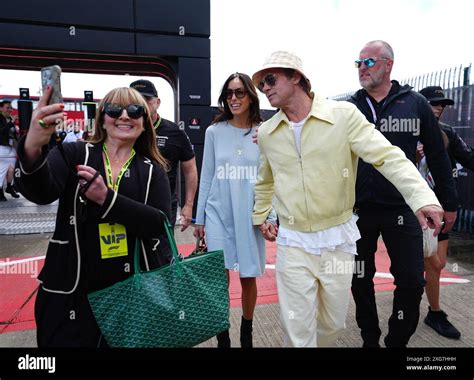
[252,50,310,87]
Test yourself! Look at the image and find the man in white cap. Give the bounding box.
[251,50,445,347]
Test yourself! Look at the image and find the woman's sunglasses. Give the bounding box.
[225,88,247,100]
[257,73,277,92]
[104,103,146,119]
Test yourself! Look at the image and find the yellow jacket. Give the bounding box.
[252,94,440,232]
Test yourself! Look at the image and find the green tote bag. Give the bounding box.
[87,215,230,347]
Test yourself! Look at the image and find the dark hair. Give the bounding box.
[214,73,262,131]
[282,69,311,96]
[89,87,168,170]
[440,128,449,149]
[0,100,12,107]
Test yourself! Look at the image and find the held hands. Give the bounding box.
[258,221,278,242]
[193,225,205,239]
[252,126,259,145]
[76,165,108,206]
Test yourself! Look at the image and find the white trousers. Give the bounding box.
[275,244,355,347]
[0,145,16,186]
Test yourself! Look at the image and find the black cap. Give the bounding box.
[0,99,12,106]
[130,79,158,97]
[419,86,454,106]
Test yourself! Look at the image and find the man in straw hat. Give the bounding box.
[251,50,445,347]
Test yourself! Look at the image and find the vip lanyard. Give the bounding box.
[102,143,136,191]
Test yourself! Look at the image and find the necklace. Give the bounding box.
[228,122,250,155]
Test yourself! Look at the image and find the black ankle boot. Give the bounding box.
[425,307,461,339]
[216,329,231,348]
[0,189,7,202]
[5,183,19,198]
[240,316,253,348]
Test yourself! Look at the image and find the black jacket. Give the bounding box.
[440,122,474,172]
[349,81,458,211]
[0,114,15,146]
[155,117,195,195]
[15,138,171,294]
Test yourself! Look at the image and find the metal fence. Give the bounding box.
[332,64,474,234]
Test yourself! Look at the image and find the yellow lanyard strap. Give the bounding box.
[103,143,136,191]
[154,116,162,130]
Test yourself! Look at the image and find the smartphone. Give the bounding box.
[41,65,63,105]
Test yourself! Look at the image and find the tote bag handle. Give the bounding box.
[133,210,183,275]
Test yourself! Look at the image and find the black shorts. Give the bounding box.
[438,230,449,242]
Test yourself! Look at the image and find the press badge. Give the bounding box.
[98,223,128,259]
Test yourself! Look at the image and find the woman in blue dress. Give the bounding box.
[194,72,276,348]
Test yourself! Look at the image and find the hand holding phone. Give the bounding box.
[41,65,63,105]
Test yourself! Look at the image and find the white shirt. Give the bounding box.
[277,215,361,255]
[277,119,361,255]
[289,120,305,156]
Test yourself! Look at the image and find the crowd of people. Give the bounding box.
[10,39,473,348]
[0,99,20,201]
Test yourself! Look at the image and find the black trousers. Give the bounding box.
[35,287,108,348]
[351,204,425,347]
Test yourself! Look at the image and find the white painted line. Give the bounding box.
[439,278,470,284]
[0,256,46,267]
[375,272,394,279]
[375,272,470,284]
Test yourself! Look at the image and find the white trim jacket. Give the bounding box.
[15,138,171,294]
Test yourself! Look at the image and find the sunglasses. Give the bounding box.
[225,88,247,100]
[103,103,146,119]
[257,73,278,92]
[354,57,389,69]
[429,101,447,107]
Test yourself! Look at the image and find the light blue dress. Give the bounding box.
[196,121,266,278]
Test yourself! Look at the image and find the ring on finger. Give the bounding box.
[38,119,49,129]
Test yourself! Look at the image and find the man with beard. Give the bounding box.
[349,41,457,347]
